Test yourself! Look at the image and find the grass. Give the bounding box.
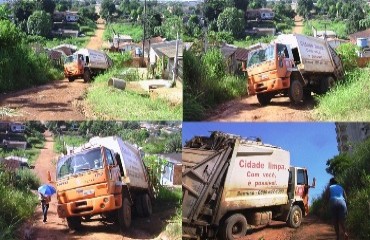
[104,23,143,43]
[86,70,182,120]
[53,135,88,154]
[233,35,275,48]
[157,185,182,202]
[313,68,370,121]
[303,19,348,39]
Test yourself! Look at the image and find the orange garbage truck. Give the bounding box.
[49,136,154,230]
[245,34,343,105]
[64,48,113,82]
[182,132,316,240]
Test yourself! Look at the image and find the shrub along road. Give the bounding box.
[0,19,107,121]
[20,131,178,240]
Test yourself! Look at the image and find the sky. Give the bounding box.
[182,122,339,204]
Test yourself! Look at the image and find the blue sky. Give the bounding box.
[182,122,339,204]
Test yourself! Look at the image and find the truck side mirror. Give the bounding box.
[47,170,52,183]
[311,177,316,188]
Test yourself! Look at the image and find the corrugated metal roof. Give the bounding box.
[151,40,183,58]
[349,28,370,42]
[235,48,249,61]
[220,44,237,58]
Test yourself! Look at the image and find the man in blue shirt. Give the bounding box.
[328,178,349,240]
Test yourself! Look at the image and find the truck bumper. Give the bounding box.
[249,77,290,95]
[57,194,122,218]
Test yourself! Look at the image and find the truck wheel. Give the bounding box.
[135,195,144,217]
[141,193,152,217]
[221,214,248,240]
[320,76,335,94]
[287,205,302,228]
[83,69,91,83]
[303,89,312,100]
[118,197,132,230]
[68,77,75,82]
[66,216,82,230]
[257,93,272,106]
[289,80,304,104]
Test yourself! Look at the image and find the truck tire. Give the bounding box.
[118,197,132,230]
[289,80,304,104]
[320,76,335,94]
[68,77,75,82]
[141,193,152,217]
[287,205,302,228]
[257,93,272,106]
[303,88,312,100]
[221,214,248,240]
[135,195,144,217]
[83,69,91,83]
[66,216,82,230]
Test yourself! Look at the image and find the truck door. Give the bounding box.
[295,168,309,215]
[276,44,291,78]
[104,148,121,194]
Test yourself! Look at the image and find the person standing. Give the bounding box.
[38,192,51,224]
[328,178,349,240]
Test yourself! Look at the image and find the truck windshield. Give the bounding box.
[64,55,77,64]
[247,45,275,68]
[57,148,103,179]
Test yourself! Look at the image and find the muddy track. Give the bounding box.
[20,132,177,240]
[241,215,342,240]
[0,20,106,121]
[207,95,316,122]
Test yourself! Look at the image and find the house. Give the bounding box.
[140,36,166,58]
[234,47,249,73]
[52,44,78,56]
[110,35,138,52]
[46,49,65,66]
[220,44,238,73]
[349,28,370,47]
[149,40,183,79]
[246,8,275,21]
[9,123,25,133]
[65,11,79,22]
[0,157,30,171]
[327,38,348,49]
[2,139,27,149]
[158,153,182,186]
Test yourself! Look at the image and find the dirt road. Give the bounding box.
[209,16,315,122]
[0,18,106,121]
[21,132,177,240]
[242,215,340,240]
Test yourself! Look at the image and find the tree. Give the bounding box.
[38,0,56,15]
[204,0,233,22]
[78,5,99,23]
[249,0,266,9]
[156,16,183,40]
[27,10,52,37]
[273,1,295,19]
[297,0,313,19]
[13,0,36,24]
[234,0,249,11]
[100,0,116,21]
[0,5,10,20]
[216,7,245,38]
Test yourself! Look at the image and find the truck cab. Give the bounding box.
[54,145,127,230]
[64,53,87,82]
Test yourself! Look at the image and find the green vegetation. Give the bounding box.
[234,35,275,48]
[0,123,46,165]
[0,20,63,92]
[313,68,370,121]
[313,43,370,121]
[157,186,182,240]
[0,165,40,240]
[104,23,143,42]
[184,48,246,121]
[86,68,182,120]
[54,135,87,154]
[303,20,347,39]
[311,138,370,239]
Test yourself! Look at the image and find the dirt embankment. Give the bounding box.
[0,18,106,121]
[21,132,177,240]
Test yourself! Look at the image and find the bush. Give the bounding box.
[14,169,41,191]
[336,43,360,72]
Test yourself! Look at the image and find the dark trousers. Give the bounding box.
[42,203,49,222]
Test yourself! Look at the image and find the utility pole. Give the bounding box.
[172,32,179,86]
[141,0,147,67]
